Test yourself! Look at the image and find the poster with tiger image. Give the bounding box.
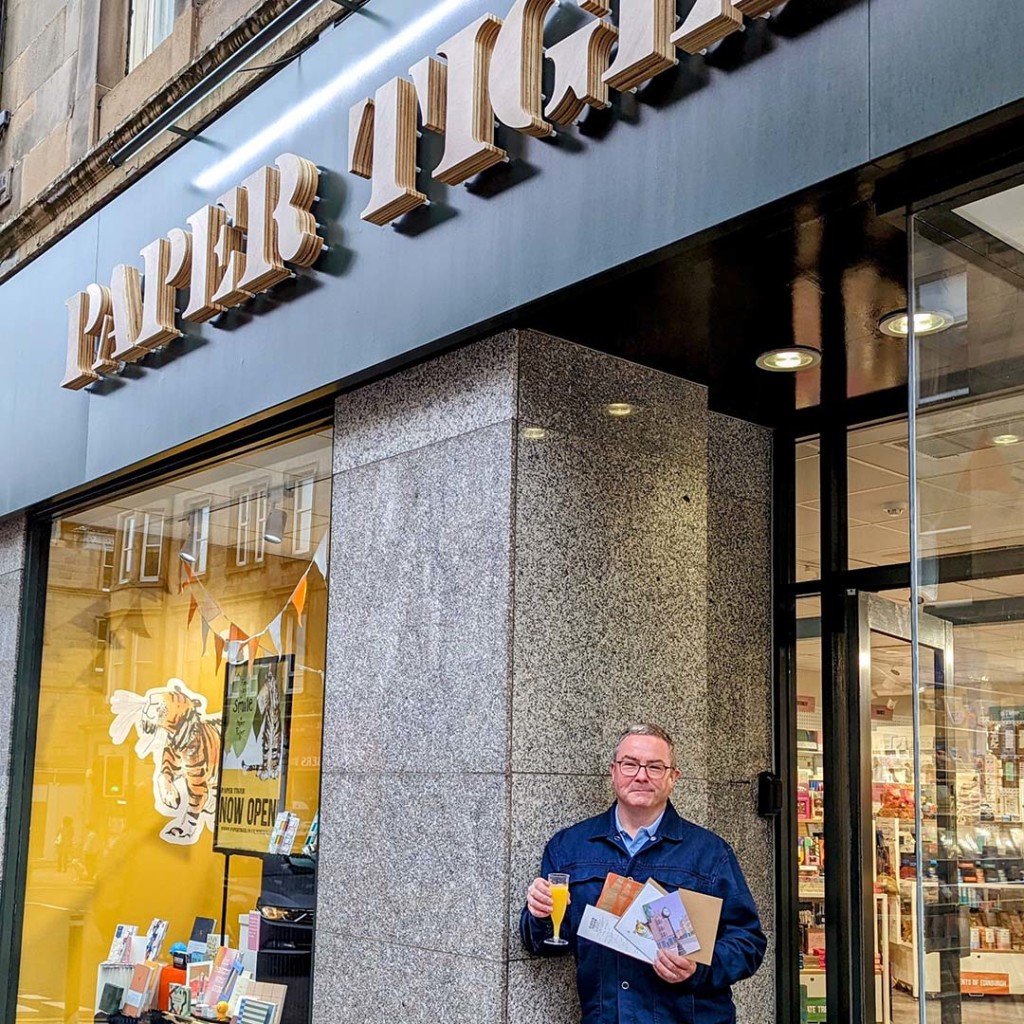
[215,655,294,855]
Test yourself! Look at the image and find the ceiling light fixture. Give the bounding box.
[264,505,288,544]
[755,347,822,372]
[992,432,1021,447]
[606,402,635,417]
[878,309,953,338]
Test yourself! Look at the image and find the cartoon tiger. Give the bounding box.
[139,684,221,842]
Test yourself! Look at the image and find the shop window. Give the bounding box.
[14,429,332,1024]
[126,0,174,72]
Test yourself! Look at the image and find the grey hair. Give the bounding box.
[612,724,675,763]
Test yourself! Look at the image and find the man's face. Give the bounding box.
[611,735,679,813]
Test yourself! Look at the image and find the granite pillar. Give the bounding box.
[313,332,774,1023]
[0,515,26,899]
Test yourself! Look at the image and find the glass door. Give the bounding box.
[850,593,956,1024]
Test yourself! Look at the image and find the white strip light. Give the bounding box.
[193,0,476,192]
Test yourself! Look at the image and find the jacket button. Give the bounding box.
[621,982,629,991]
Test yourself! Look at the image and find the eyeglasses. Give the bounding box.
[614,759,675,780]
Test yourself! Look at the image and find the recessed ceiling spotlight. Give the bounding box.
[606,402,635,417]
[878,309,953,338]
[992,432,1021,447]
[521,426,548,440]
[755,347,822,372]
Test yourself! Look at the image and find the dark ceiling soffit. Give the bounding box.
[873,97,1024,219]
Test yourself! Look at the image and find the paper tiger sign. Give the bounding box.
[215,655,294,855]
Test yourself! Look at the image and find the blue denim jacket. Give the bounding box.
[519,802,766,1024]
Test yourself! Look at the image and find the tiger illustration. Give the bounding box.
[109,680,221,846]
[243,669,282,781]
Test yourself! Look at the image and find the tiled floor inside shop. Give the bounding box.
[892,991,1024,1022]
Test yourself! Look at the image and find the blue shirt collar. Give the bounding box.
[614,805,666,845]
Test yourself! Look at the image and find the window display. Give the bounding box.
[14,428,332,1024]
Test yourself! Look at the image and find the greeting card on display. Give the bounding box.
[642,890,701,957]
[578,905,651,961]
[121,961,159,1018]
[168,983,191,1016]
[144,918,169,961]
[187,916,216,959]
[247,981,288,1024]
[98,982,124,1015]
[206,947,239,1004]
[186,960,213,1004]
[106,923,138,964]
[238,998,278,1024]
[613,880,667,960]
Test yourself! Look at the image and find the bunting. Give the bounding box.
[182,534,328,666]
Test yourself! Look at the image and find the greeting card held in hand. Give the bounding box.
[643,890,701,957]
[613,879,668,961]
[596,873,644,917]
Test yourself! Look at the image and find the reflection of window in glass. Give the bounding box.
[235,493,250,567]
[99,537,115,593]
[233,486,269,568]
[127,0,174,72]
[140,513,164,582]
[291,473,315,555]
[187,504,211,575]
[118,513,138,584]
[93,617,108,674]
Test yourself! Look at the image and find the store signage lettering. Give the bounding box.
[347,0,786,225]
[60,1,790,389]
[60,153,323,390]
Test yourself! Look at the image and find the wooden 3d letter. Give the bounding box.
[672,0,742,54]
[410,55,448,134]
[349,77,427,226]
[602,0,676,93]
[273,153,324,266]
[181,205,228,323]
[136,230,191,352]
[212,186,252,308]
[236,165,292,295]
[733,0,787,17]
[489,0,556,138]
[545,17,618,124]
[433,15,507,185]
[60,285,108,389]
[105,264,146,364]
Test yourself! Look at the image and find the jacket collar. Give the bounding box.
[597,800,688,844]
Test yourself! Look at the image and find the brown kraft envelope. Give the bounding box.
[674,888,723,966]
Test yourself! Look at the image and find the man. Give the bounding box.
[521,724,766,1023]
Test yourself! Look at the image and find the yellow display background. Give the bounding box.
[16,432,331,1023]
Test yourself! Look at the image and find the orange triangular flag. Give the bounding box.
[229,623,247,643]
[291,575,308,619]
[247,637,258,673]
[214,634,225,672]
[188,593,198,627]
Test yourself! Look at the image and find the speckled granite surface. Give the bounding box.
[0,515,25,897]
[314,335,774,1024]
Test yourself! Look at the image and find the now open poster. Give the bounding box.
[215,655,293,855]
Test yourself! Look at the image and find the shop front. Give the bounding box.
[2,2,1024,1024]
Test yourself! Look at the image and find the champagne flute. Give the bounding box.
[544,872,570,946]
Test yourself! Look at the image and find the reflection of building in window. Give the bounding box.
[116,511,166,585]
[127,0,175,72]
[93,617,109,674]
[291,473,315,555]
[140,513,164,582]
[234,486,269,568]
[185,504,211,575]
[99,537,115,593]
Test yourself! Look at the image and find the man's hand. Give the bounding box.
[653,949,697,985]
[526,877,570,919]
